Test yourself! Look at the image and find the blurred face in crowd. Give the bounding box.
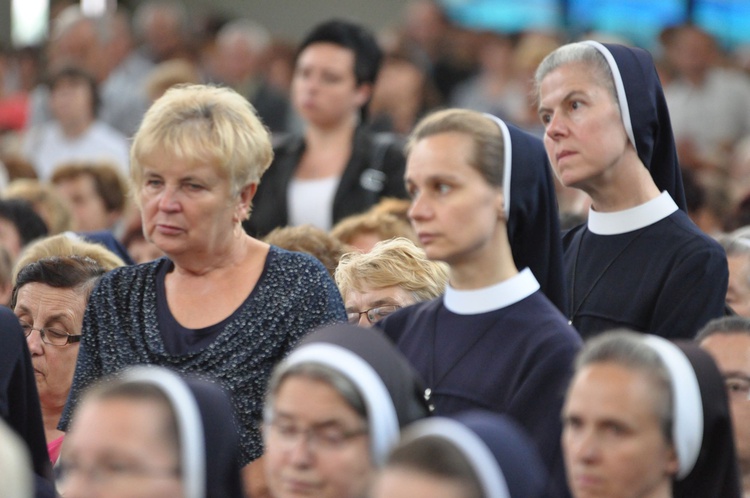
[700,333,750,479]
[562,362,678,498]
[726,254,750,317]
[264,375,372,498]
[345,284,414,328]
[60,396,184,498]
[373,467,471,498]
[292,42,369,129]
[55,174,118,232]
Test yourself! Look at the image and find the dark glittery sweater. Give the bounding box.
[58,246,346,464]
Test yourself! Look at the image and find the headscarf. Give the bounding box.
[120,366,245,498]
[484,113,566,311]
[273,323,430,466]
[398,410,547,498]
[582,41,687,211]
[642,336,742,497]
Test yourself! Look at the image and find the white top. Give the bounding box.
[587,191,678,235]
[444,268,540,315]
[23,121,130,181]
[287,176,339,231]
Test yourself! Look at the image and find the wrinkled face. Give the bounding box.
[406,132,504,268]
[700,333,750,474]
[264,376,372,498]
[14,283,85,412]
[138,148,252,260]
[726,254,750,317]
[60,397,184,498]
[562,362,678,498]
[372,467,470,498]
[344,284,416,327]
[538,63,633,192]
[55,174,116,232]
[292,43,369,128]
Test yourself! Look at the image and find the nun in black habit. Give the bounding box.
[374,410,548,498]
[61,365,245,498]
[263,323,431,498]
[536,41,728,339]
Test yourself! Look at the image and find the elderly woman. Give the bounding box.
[263,323,430,498]
[58,85,345,478]
[373,411,548,498]
[11,234,125,464]
[563,330,742,498]
[335,237,449,327]
[535,41,727,338]
[59,365,244,498]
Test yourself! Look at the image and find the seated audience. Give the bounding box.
[22,66,130,181]
[373,411,547,498]
[58,365,244,498]
[12,234,125,464]
[3,178,73,235]
[564,330,742,498]
[698,316,750,498]
[263,323,430,498]
[264,224,349,278]
[335,237,448,327]
[51,161,128,234]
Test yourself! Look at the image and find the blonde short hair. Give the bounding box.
[130,84,274,212]
[335,237,448,303]
[13,233,125,285]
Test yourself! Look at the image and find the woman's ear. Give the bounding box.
[664,443,679,477]
[354,83,373,109]
[235,183,258,222]
[496,190,507,222]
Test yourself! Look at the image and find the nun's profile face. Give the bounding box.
[538,62,635,192]
[406,132,505,268]
[264,375,373,498]
[372,467,471,498]
[562,362,678,498]
[59,397,184,498]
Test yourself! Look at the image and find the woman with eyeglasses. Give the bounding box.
[335,237,449,327]
[58,365,244,498]
[263,323,430,498]
[10,234,125,466]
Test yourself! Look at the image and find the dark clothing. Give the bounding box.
[59,247,346,464]
[565,209,728,339]
[0,306,56,497]
[379,274,581,498]
[244,126,408,237]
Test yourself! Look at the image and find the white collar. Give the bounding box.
[444,268,540,315]
[588,191,678,235]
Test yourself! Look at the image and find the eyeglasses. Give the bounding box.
[346,305,401,325]
[55,460,180,487]
[265,418,368,452]
[723,374,750,401]
[20,321,81,347]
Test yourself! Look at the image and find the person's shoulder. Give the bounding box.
[98,258,162,285]
[664,211,724,252]
[377,298,441,338]
[266,245,332,279]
